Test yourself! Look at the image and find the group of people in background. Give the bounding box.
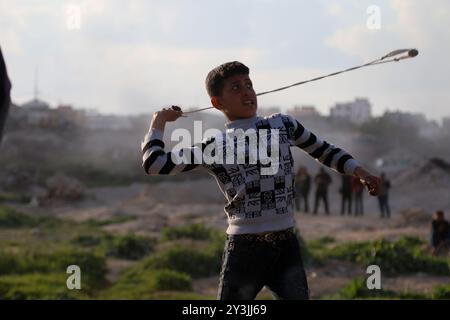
[294,166,391,218]
[295,166,450,256]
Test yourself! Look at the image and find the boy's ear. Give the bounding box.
[211,96,222,110]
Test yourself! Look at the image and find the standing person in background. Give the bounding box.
[352,176,364,216]
[430,211,450,255]
[295,166,311,213]
[340,175,353,216]
[313,168,332,215]
[378,172,391,218]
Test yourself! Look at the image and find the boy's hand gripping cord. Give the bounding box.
[181,49,419,115]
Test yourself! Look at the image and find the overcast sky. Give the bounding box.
[1,0,449,121]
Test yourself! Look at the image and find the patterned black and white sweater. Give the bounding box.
[141,113,360,234]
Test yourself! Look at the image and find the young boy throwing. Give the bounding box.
[141,61,379,300]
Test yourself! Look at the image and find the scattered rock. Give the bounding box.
[45,173,85,201]
[396,208,432,227]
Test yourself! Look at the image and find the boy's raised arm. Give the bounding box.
[149,106,183,132]
[141,106,211,175]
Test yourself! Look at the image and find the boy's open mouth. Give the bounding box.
[243,99,255,107]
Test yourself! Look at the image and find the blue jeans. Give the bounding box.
[217,229,309,300]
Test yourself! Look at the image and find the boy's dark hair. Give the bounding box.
[205,61,249,97]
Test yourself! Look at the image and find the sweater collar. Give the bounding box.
[225,115,260,130]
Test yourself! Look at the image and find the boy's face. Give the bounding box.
[211,74,257,121]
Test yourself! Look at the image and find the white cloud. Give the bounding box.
[325,0,450,57]
[322,0,450,120]
[326,3,343,16]
[324,24,398,60]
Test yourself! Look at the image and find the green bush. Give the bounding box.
[125,245,221,279]
[71,232,156,260]
[0,192,31,204]
[432,285,450,299]
[147,246,218,278]
[34,215,70,230]
[332,277,427,300]
[147,269,192,291]
[85,215,137,227]
[0,206,35,228]
[305,236,336,265]
[102,234,156,260]
[309,236,336,247]
[323,237,450,276]
[0,247,107,288]
[0,205,65,229]
[46,248,108,287]
[71,234,103,247]
[204,231,227,260]
[395,236,424,248]
[101,269,192,299]
[159,224,225,275]
[162,223,215,241]
[335,277,387,299]
[0,273,89,300]
[0,251,19,275]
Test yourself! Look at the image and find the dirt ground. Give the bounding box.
[19,179,444,299]
[14,178,449,299]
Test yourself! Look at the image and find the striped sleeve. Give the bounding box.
[283,115,360,175]
[141,128,213,175]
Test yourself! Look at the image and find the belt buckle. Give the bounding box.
[264,232,275,242]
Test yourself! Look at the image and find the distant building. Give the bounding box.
[383,110,439,138]
[50,104,86,128]
[83,110,133,131]
[10,97,156,132]
[19,98,52,126]
[330,98,372,124]
[21,98,50,110]
[13,70,87,129]
[383,110,427,127]
[12,99,87,130]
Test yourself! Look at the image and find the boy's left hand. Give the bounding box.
[354,167,380,196]
[361,175,380,196]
